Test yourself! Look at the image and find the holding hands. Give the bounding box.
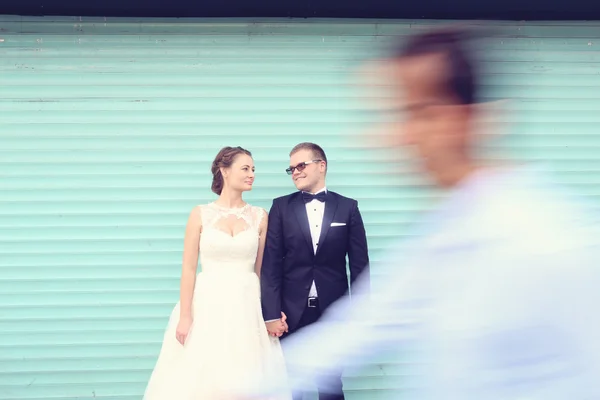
[265,312,288,337]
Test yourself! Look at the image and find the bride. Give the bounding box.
[143,146,291,400]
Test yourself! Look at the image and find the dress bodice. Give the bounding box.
[198,202,264,274]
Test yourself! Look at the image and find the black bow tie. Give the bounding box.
[302,191,327,204]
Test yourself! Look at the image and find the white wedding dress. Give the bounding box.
[143,202,291,400]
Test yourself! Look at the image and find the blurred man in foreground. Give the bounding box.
[234,26,600,399]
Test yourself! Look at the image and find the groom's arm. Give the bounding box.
[347,200,370,294]
[261,199,285,321]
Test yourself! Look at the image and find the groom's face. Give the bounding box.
[289,149,324,193]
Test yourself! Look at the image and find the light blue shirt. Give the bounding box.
[238,166,600,399]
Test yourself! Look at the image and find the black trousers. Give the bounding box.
[283,299,345,400]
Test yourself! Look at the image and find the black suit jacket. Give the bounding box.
[260,190,370,332]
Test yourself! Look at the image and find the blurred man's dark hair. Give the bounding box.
[393,27,481,106]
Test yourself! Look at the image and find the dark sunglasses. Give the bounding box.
[286,159,323,175]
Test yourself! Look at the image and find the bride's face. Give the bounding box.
[223,154,255,193]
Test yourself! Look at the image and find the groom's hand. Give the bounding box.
[280,311,289,333]
[266,312,288,337]
[266,320,285,337]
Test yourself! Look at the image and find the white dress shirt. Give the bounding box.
[304,187,327,298]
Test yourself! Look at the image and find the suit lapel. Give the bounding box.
[316,193,338,257]
[292,193,314,255]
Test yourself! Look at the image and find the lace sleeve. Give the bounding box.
[252,206,267,232]
[197,204,211,229]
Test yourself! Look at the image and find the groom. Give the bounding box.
[261,142,370,400]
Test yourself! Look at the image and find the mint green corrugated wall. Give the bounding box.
[2,15,600,400]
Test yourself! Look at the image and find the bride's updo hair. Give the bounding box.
[211,146,252,195]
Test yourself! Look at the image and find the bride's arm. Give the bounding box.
[179,206,202,320]
[254,209,269,277]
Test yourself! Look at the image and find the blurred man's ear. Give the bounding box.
[470,100,511,140]
[465,99,513,164]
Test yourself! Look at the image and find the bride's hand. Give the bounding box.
[176,315,193,345]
